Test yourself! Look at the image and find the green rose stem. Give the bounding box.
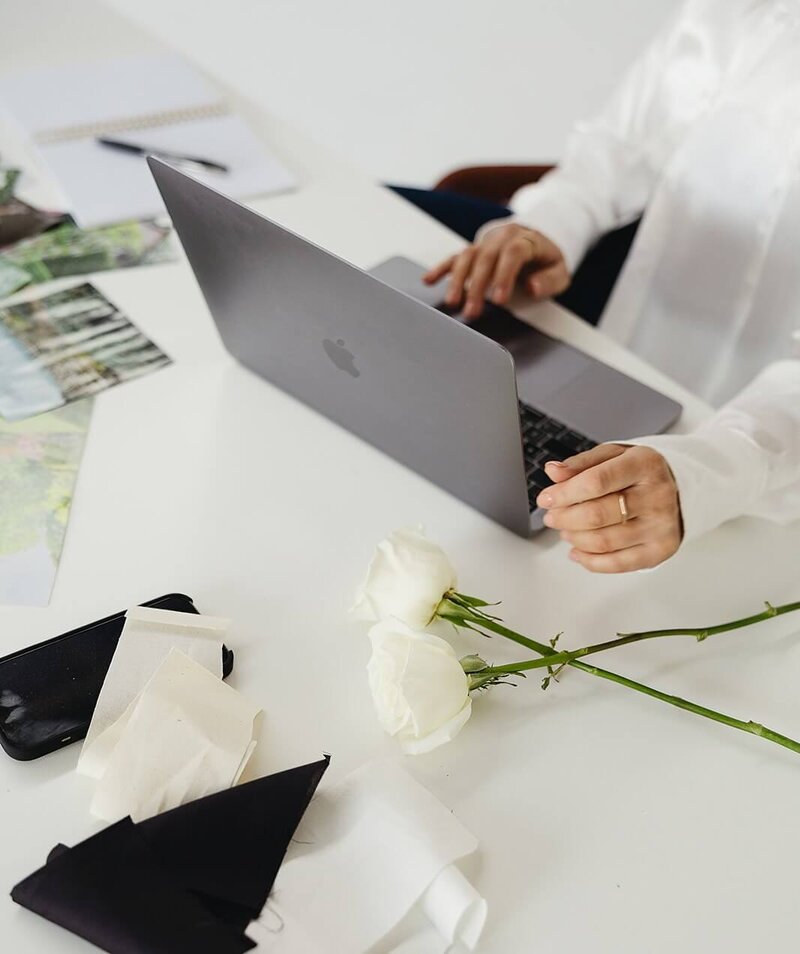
[477,653,800,755]
[438,595,800,669]
[463,599,800,673]
[438,594,800,757]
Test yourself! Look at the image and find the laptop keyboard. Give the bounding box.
[429,296,596,511]
[519,401,596,511]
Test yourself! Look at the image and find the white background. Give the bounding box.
[103,0,679,184]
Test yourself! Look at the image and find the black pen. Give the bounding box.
[96,137,229,174]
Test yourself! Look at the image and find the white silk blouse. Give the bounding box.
[504,0,800,542]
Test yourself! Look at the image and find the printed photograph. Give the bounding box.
[0,164,178,298]
[0,399,92,606]
[0,219,178,299]
[0,282,171,421]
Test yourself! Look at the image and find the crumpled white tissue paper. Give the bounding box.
[90,649,260,822]
[76,606,260,823]
[247,760,486,953]
[78,605,228,780]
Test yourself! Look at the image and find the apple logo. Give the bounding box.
[322,338,360,378]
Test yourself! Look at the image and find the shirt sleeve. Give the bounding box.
[621,358,800,541]
[498,1,717,273]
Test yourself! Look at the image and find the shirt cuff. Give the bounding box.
[507,179,597,274]
[473,207,584,276]
[473,216,516,244]
[473,181,596,276]
[617,429,769,542]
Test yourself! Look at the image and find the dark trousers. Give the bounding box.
[388,184,640,327]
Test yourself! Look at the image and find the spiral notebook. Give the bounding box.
[0,54,297,227]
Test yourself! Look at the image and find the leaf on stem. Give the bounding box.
[447,593,503,622]
[454,593,500,609]
[461,619,494,639]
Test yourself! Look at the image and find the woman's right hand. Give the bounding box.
[423,223,571,319]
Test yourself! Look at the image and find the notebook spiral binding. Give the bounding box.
[33,101,231,146]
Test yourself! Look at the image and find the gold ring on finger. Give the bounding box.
[618,493,629,524]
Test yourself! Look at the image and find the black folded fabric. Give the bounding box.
[11,755,330,953]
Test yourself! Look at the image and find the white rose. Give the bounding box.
[352,528,457,631]
[367,619,472,754]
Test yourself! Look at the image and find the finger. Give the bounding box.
[491,239,533,304]
[527,261,570,300]
[423,256,456,285]
[544,444,626,480]
[543,461,573,483]
[445,248,477,306]
[568,544,655,574]
[537,452,632,509]
[543,488,637,531]
[464,249,500,318]
[559,518,651,553]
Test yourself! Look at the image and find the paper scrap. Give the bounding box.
[78,605,227,779]
[0,282,171,422]
[258,760,485,953]
[91,649,260,822]
[0,398,92,606]
[422,865,486,950]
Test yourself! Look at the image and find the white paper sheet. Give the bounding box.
[35,116,296,228]
[0,55,219,133]
[253,760,485,953]
[0,54,297,227]
[78,605,227,779]
[90,649,260,822]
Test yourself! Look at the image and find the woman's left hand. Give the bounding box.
[535,444,683,572]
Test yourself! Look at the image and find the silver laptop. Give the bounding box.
[149,158,680,537]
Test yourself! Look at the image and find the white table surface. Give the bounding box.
[2,3,800,952]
